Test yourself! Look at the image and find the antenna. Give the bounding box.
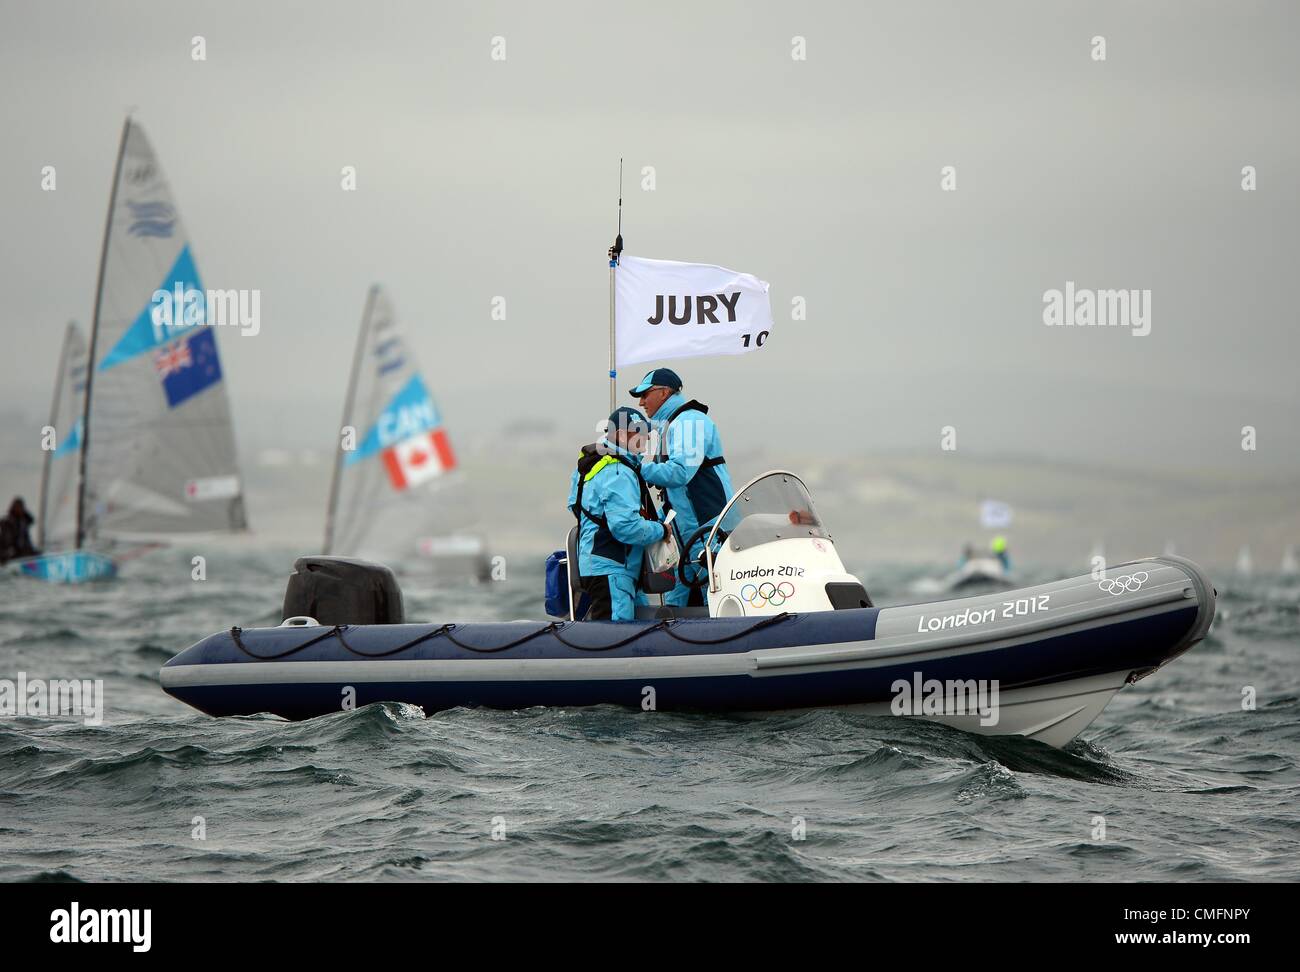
[608,157,624,411]
[614,157,624,258]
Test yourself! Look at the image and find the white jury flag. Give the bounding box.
[614,255,773,368]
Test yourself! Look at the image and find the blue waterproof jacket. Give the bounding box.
[640,393,733,558]
[566,439,664,578]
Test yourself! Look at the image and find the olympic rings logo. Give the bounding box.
[1098,570,1148,595]
[740,581,795,607]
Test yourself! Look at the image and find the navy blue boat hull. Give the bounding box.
[167,606,1197,721]
[161,557,1215,745]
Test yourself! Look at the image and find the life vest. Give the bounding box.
[570,444,656,567]
[655,400,727,471]
[652,401,728,529]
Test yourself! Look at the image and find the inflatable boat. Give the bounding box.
[160,472,1215,748]
[911,555,1013,595]
[947,556,1013,589]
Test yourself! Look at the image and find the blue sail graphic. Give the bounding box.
[99,244,206,371]
[346,373,441,465]
[52,417,82,458]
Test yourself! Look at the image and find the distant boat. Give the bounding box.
[1282,545,1298,577]
[323,285,488,579]
[7,323,114,581]
[947,556,1013,590]
[1236,545,1254,578]
[8,118,247,583]
[910,552,1013,596]
[37,322,89,552]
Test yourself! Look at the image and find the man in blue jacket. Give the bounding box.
[628,368,733,608]
[567,407,669,621]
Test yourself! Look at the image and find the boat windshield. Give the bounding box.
[708,471,826,553]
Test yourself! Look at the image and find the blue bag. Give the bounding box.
[544,550,569,618]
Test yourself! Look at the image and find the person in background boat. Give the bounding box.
[567,407,668,622]
[629,368,733,608]
[0,497,39,564]
[991,535,1011,571]
[958,542,975,566]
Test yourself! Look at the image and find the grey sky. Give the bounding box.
[2,0,1297,474]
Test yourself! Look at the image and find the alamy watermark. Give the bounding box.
[0,672,104,725]
[151,282,260,337]
[1043,281,1150,336]
[49,902,150,952]
[891,673,1000,727]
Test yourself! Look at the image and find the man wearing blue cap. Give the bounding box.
[566,406,669,621]
[628,368,733,608]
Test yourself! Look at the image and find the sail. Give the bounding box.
[1236,546,1254,577]
[79,119,246,542]
[36,322,88,549]
[324,286,459,557]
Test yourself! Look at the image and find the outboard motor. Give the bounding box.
[282,556,405,626]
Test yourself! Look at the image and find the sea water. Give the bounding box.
[1,547,1297,882]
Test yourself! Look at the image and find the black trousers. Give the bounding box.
[579,575,702,620]
[579,575,613,621]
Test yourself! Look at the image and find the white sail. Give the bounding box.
[323,286,460,558]
[1236,545,1254,577]
[78,119,246,543]
[1282,545,1298,577]
[36,322,88,549]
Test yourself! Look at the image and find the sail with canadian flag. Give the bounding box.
[323,286,461,557]
[380,410,457,490]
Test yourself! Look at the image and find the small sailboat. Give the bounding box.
[1236,545,1254,579]
[1281,545,1298,578]
[323,286,487,578]
[7,323,114,581]
[10,118,247,583]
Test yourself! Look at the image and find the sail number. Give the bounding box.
[740,331,769,349]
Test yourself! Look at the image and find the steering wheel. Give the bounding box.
[677,524,727,589]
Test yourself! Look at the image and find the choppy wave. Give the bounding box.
[1,550,1297,881]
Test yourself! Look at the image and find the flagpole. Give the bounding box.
[608,158,623,413]
[608,262,616,412]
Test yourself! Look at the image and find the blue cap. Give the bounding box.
[628,367,682,397]
[605,406,650,437]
